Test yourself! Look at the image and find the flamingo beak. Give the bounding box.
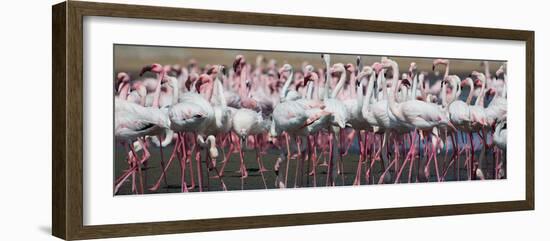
[206,67,215,75]
[139,65,153,76]
[195,77,204,93]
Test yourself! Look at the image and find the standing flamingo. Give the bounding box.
[114,64,171,194]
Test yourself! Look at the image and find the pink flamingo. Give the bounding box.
[113,65,171,194]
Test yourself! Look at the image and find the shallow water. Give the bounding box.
[114,132,506,195]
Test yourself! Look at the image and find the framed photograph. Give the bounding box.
[52,1,534,240]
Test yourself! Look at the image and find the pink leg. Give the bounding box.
[129,143,144,194]
[294,136,304,188]
[257,134,269,172]
[469,133,476,180]
[241,138,249,179]
[149,134,180,191]
[353,131,364,185]
[339,129,345,185]
[156,135,169,186]
[395,130,417,184]
[284,133,291,187]
[326,131,335,186]
[255,135,268,189]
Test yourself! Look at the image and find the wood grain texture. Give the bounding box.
[52,2,67,239]
[51,1,535,240]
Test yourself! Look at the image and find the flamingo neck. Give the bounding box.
[323,60,330,101]
[446,80,459,109]
[280,69,294,100]
[465,80,474,105]
[484,61,491,80]
[239,65,248,98]
[349,70,357,98]
[386,66,405,121]
[215,71,227,107]
[152,71,164,108]
[475,78,486,106]
[331,69,347,99]
[306,81,314,99]
[363,73,375,111]
[410,73,419,101]
[356,78,364,113]
[502,74,507,98]
[389,61,400,103]
[171,77,179,105]
[118,84,130,101]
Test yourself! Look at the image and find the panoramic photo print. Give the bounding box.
[113,45,507,195]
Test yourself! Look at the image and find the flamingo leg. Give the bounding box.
[395,130,417,184]
[149,133,180,192]
[468,133,476,180]
[218,133,237,177]
[157,135,168,186]
[255,135,268,189]
[238,138,246,190]
[187,133,196,190]
[326,130,335,186]
[379,131,391,183]
[353,130,364,185]
[179,133,189,192]
[284,133,291,187]
[442,132,459,180]
[294,136,302,188]
[129,143,144,194]
[338,128,345,185]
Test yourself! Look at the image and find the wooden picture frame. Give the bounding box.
[52,1,534,240]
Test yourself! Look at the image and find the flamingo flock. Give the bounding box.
[113,54,507,194]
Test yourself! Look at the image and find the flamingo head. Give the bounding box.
[461,77,473,88]
[303,64,314,75]
[278,64,293,78]
[206,64,218,76]
[344,63,356,73]
[408,62,418,77]
[233,55,246,73]
[330,63,346,77]
[303,71,318,87]
[372,62,384,76]
[115,72,130,93]
[471,71,486,84]
[171,64,182,75]
[432,59,449,71]
[218,65,227,76]
[496,64,506,77]
[162,65,173,74]
[357,66,373,82]
[195,74,212,94]
[185,73,199,91]
[400,78,411,88]
[473,78,483,88]
[321,53,331,65]
[139,63,163,76]
[486,87,497,97]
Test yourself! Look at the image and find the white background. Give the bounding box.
[0,0,547,240]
